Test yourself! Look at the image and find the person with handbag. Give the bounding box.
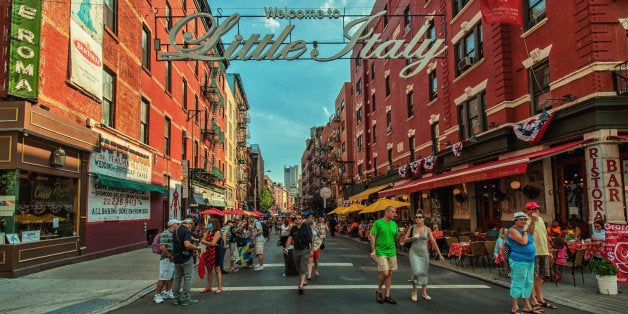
[402,211,444,302]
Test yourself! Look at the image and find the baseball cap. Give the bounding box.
[167,219,180,226]
[181,218,194,225]
[525,201,540,210]
[513,211,527,220]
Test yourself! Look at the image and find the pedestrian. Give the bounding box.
[319,217,327,250]
[328,216,337,237]
[222,220,237,272]
[402,211,444,302]
[508,211,541,314]
[234,218,254,268]
[218,219,229,274]
[172,218,203,306]
[154,219,179,304]
[199,220,223,294]
[369,206,399,304]
[307,221,323,279]
[524,202,558,310]
[284,215,312,294]
[253,216,266,270]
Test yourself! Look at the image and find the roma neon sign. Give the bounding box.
[159,11,446,78]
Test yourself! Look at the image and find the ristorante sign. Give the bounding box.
[159,10,446,78]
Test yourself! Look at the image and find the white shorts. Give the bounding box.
[375,255,398,272]
[229,243,238,262]
[159,258,175,280]
[254,238,265,255]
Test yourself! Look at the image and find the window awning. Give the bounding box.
[207,200,227,207]
[94,174,168,194]
[190,194,207,207]
[379,139,592,198]
[349,184,391,202]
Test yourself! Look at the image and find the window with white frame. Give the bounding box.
[429,71,438,101]
[356,107,363,125]
[407,91,414,118]
[140,98,149,144]
[526,0,546,29]
[104,0,117,33]
[529,60,550,114]
[458,92,486,140]
[164,117,171,156]
[357,134,363,152]
[102,68,115,127]
[455,23,483,75]
[141,25,151,69]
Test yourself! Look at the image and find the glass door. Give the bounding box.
[477,180,503,231]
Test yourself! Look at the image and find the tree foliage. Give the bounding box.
[259,186,274,212]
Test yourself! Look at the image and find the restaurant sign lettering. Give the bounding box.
[8,0,42,100]
[159,10,446,79]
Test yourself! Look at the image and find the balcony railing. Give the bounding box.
[612,61,628,95]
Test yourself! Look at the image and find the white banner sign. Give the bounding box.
[21,230,40,243]
[0,195,16,216]
[87,177,150,222]
[70,0,103,99]
[90,132,152,183]
[169,180,182,220]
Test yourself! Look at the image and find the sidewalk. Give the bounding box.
[344,234,627,314]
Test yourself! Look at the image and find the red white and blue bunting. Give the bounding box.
[422,155,438,172]
[410,159,423,176]
[513,112,555,144]
[452,141,464,157]
[398,164,409,178]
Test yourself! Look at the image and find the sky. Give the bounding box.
[209,0,376,184]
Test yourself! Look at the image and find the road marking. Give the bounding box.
[193,284,490,291]
[260,262,353,267]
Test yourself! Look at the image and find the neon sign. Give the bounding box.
[159,11,446,78]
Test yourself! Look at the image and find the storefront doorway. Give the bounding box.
[556,157,588,225]
[477,180,504,231]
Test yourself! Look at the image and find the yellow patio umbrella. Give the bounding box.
[339,203,367,214]
[359,198,410,214]
[328,206,346,215]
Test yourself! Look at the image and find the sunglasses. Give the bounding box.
[415,216,424,219]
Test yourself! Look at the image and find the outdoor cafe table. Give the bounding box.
[566,240,604,261]
[448,242,471,258]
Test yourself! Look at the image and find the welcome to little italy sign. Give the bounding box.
[159,9,446,79]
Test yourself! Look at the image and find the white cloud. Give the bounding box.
[322,106,331,117]
[260,17,281,32]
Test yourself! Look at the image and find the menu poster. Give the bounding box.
[21,230,40,243]
[604,222,628,284]
[6,233,20,244]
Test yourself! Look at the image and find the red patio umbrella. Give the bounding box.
[198,208,225,216]
[251,210,265,217]
[223,209,244,215]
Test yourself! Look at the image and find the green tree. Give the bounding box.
[259,186,274,213]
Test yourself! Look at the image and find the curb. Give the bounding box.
[96,283,155,314]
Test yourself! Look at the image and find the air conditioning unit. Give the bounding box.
[386,125,392,133]
[86,118,96,128]
[458,56,475,71]
[531,10,546,24]
[182,130,190,139]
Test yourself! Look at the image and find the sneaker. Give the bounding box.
[153,294,164,304]
[254,265,264,271]
[162,291,174,299]
[180,299,198,306]
[172,300,180,306]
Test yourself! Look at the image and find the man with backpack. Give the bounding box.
[253,216,268,271]
[153,219,179,304]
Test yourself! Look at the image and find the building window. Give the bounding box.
[358,164,363,180]
[182,79,187,109]
[340,100,345,110]
[141,25,151,69]
[431,122,439,155]
[181,0,187,14]
[165,2,172,29]
[355,57,361,67]
[356,79,362,95]
[372,124,377,143]
[386,111,392,133]
[165,61,172,93]
[455,23,483,75]
[102,68,115,127]
[387,148,393,171]
[427,22,435,48]
[371,62,375,80]
[404,6,411,31]
[526,0,546,28]
[385,76,391,97]
[371,93,376,112]
[182,135,187,160]
[373,157,378,176]
[429,71,438,101]
[164,117,171,156]
[341,121,345,131]
[342,142,346,152]
[458,92,486,140]
[383,5,388,27]
[453,0,469,17]
[140,98,149,144]
[356,107,363,125]
[104,0,117,33]
[529,60,551,114]
[194,94,199,123]
[409,135,415,162]
[193,140,198,168]
[406,91,414,118]
[357,135,363,152]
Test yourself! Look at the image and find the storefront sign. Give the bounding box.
[6,233,20,244]
[604,222,628,284]
[87,177,150,222]
[159,11,447,79]
[69,0,103,99]
[21,230,40,243]
[90,132,151,183]
[623,160,628,215]
[8,0,42,100]
[182,160,189,198]
[586,144,623,223]
[0,195,16,216]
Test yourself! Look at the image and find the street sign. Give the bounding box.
[319,187,331,198]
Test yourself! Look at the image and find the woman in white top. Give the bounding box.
[319,217,328,250]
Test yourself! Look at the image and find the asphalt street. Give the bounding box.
[112,233,589,314]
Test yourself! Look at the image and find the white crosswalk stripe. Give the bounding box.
[193,284,491,291]
[258,262,354,267]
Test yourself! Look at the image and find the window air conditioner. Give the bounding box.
[386,125,392,133]
[458,56,475,71]
[531,10,546,24]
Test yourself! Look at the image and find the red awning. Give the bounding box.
[379,139,592,197]
[609,135,628,141]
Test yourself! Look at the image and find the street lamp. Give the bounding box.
[253,170,271,211]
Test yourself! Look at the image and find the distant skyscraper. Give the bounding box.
[284,165,301,198]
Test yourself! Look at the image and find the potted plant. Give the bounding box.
[590,258,618,295]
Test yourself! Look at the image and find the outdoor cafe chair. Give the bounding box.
[555,248,586,287]
[463,241,486,272]
[445,237,459,264]
[484,240,498,275]
[459,235,471,243]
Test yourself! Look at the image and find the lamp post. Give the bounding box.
[253,170,271,210]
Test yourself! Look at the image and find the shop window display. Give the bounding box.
[1,171,77,242]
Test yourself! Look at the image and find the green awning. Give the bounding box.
[190,194,207,206]
[94,174,168,194]
[207,200,227,207]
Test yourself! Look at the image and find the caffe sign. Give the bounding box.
[159,11,447,79]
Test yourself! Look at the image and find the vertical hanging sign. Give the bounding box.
[69,0,103,100]
[8,0,42,100]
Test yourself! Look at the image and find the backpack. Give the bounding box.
[152,232,162,254]
[261,221,270,238]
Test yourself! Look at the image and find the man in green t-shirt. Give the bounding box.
[369,206,399,305]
